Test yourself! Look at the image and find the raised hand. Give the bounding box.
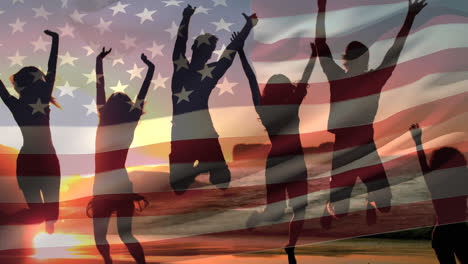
[242,13,258,28]
[98,47,112,59]
[141,53,154,67]
[44,29,58,38]
[183,4,196,17]
[408,0,427,16]
[230,31,244,50]
[409,123,422,144]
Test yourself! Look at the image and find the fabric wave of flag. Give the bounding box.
[0,0,466,263]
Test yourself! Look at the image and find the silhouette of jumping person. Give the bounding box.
[315,0,427,228]
[169,4,257,194]
[0,30,61,234]
[409,124,468,264]
[237,32,317,264]
[87,48,154,264]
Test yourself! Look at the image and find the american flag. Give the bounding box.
[0,0,467,263]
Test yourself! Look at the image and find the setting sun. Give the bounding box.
[32,232,92,260]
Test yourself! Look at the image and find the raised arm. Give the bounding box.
[299,43,318,85]
[409,124,431,175]
[172,5,195,61]
[44,30,59,92]
[0,80,18,111]
[315,0,344,79]
[136,53,155,102]
[211,13,257,81]
[96,47,112,108]
[377,0,427,71]
[237,43,260,106]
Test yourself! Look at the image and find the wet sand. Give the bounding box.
[0,238,438,264]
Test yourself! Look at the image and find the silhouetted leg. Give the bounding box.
[41,176,60,234]
[432,226,457,264]
[286,207,305,264]
[286,176,307,248]
[19,179,44,224]
[116,201,146,264]
[359,142,392,213]
[453,224,468,263]
[205,138,230,189]
[93,200,113,264]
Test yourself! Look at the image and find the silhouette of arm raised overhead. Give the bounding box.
[315,0,344,79]
[44,30,59,94]
[410,124,431,175]
[96,47,112,110]
[173,4,195,62]
[377,0,427,71]
[297,43,318,92]
[0,80,18,111]
[211,13,258,81]
[136,53,155,103]
[235,32,260,106]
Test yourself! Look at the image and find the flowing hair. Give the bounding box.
[99,92,139,126]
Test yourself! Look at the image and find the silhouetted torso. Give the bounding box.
[6,97,55,153]
[257,83,307,157]
[94,113,140,196]
[327,67,393,136]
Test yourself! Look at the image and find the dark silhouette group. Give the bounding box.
[1,1,467,264]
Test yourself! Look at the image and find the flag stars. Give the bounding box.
[83,69,96,84]
[30,70,45,83]
[57,81,79,97]
[219,49,236,61]
[9,18,26,34]
[70,9,87,24]
[195,33,213,47]
[33,5,52,20]
[58,23,75,38]
[136,8,156,24]
[31,35,50,52]
[8,50,26,67]
[109,1,129,16]
[198,64,215,80]
[152,73,169,90]
[94,17,112,35]
[83,99,98,116]
[128,99,144,112]
[60,0,69,8]
[162,0,183,7]
[174,87,193,104]
[121,34,136,50]
[29,98,49,115]
[165,21,179,39]
[195,6,211,15]
[126,64,144,80]
[110,50,125,66]
[212,0,228,7]
[216,77,238,95]
[110,80,128,93]
[147,41,165,59]
[174,55,189,72]
[82,42,99,56]
[59,52,78,66]
[211,18,233,32]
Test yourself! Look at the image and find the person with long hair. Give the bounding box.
[0,29,61,234]
[315,0,427,228]
[409,124,468,264]
[88,48,154,264]
[236,32,317,264]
